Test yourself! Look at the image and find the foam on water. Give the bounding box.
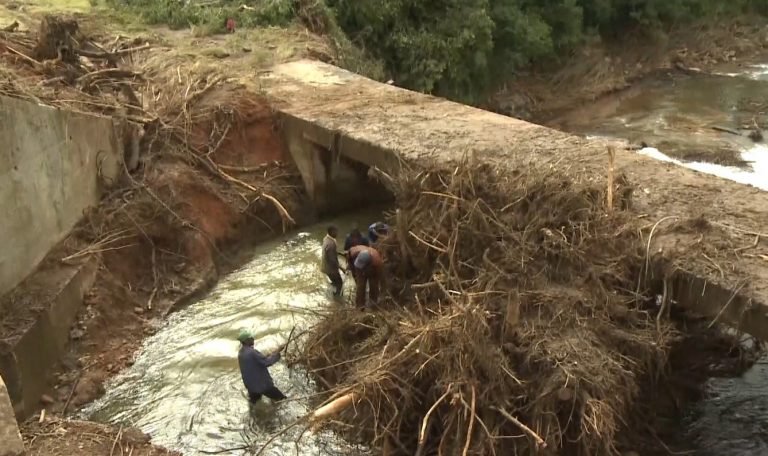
[638,144,768,191]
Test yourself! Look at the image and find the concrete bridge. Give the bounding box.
[263,60,768,340]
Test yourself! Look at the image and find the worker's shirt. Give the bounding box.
[348,245,384,277]
[238,345,280,394]
[321,235,340,275]
[343,234,370,251]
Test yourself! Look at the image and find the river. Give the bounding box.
[82,210,384,456]
[554,64,768,455]
[83,67,768,455]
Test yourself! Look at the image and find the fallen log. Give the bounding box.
[310,392,358,422]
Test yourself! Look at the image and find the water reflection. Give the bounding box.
[82,211,382,455]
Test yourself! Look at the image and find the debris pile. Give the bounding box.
[300,159,675,455]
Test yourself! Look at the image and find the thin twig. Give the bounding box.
[415,387,452,456]
[491,407,547,449]
[707,281,747,329]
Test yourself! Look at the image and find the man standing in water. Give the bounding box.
[237,330,286,404]
[348,245,384,308]
[322,226,345,297]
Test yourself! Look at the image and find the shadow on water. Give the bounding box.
[82,209,385,456]
[682,359,768,455]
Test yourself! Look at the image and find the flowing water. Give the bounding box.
[81,66,768,456]
[83,210,384,456]
[554,64,768,455]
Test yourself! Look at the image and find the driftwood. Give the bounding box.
[712,125,742,136]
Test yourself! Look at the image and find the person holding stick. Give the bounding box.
[237,330,286,404]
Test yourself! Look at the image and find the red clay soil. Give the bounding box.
[188,91,287,166]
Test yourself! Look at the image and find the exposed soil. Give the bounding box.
[0,18,315,455]
[22,417,180,456]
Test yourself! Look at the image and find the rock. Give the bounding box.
[40,394,55,405]
[133,306,145,315]
[72,378,105,407]
[0,376,24,455]
[69,328,85,340]
[749,129,763,142]
[121,427,151,445]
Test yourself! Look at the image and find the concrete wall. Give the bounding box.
[282,115,393,214]
[0,375,24,456]
[0,95,123,296]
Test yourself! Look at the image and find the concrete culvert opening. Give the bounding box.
[293,159,762,455]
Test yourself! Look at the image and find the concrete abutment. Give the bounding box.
[267,59,768,342]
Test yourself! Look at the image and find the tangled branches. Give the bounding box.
[300,159,675,455]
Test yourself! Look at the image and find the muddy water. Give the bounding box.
[82,210,384,456]
[555,66,768,455]
[553,68,768,191]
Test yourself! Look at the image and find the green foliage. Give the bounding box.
[106,0,296,33]
[330,0,768,101]
[326,0,495,101]
[106,0,768,100]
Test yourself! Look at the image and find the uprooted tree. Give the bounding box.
[297,158,678,455]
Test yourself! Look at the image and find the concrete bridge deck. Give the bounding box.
[262,60,768,339]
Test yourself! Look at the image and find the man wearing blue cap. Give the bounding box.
[368,222,389,244]
[348,245,384,308]
[237,330,286,403]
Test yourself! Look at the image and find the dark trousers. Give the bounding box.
[327,271,343,296]
[248,386,287,403]
[354,272,380,308]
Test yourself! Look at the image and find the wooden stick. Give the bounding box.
[462,386,477,456]
[606,146,615,212]
[492,407,547,449]
[311,392,358,421]
[415,387,452,456]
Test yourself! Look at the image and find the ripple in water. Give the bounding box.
[82,211,382,456]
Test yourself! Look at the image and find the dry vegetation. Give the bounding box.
[291,159,684,455]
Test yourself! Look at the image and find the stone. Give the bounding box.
[133,306,145,315]
[40,394,55,405]
[0,375,25,456]
[122,427,151,445]
[69,328,86,340]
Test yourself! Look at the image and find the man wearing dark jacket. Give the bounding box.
[237,330,286,403]
[343,227,370,252]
